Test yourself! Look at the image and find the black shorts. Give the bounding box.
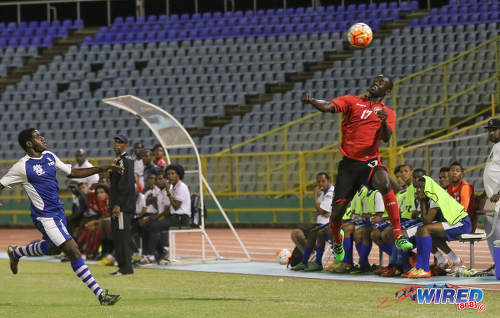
[333,155,387,204]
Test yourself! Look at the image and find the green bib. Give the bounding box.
[423,176,469,225]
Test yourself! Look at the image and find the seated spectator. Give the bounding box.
[142,164,191,262]
[72,149,99,187]
[448,161,476,232]
[290,172,334,271]
[152,144,167,167]
[290,172,333,253]
[142,150,160,182]
[79,185,111,259]
[407,176,472,278]
[439,166,450,189]
[133,142,145,192]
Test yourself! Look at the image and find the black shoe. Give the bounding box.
[110,271,132,276]
[99,289,121,305]
[7,245,19,275]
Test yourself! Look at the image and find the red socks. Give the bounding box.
[382,190,402,239]
[329,219,343,244]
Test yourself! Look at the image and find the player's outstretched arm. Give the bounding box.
[68,165,123,178]
[301,93,333,113]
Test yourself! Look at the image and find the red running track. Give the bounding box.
[0,228,495,268]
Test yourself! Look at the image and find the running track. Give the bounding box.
[1,228,499,290]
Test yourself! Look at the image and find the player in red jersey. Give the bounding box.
[301,74,413,263]
[447,161,476,232]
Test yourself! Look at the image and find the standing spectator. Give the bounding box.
[152,144,167,167]
[447,161,476,232]
[133,142,145,192]
[73,149,99,187]
[109,134,136,276]
[439,167,450,189]
[142,150,160,182]
[482,118,500,271]
[142,164,190,262]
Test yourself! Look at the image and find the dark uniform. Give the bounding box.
[109,151,136,275]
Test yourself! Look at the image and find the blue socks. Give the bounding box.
[71,258,104,301]
[14,240,49,258]
[416,236,432,272]
[355,242,372,267]
[315,246,324,265]
[301,248,313,265]
[343,237,353,265]
[379,242,392,256]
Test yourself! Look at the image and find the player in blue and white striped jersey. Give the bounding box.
[0,128,121,305]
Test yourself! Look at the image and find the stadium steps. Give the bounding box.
[398,104,497,145]
[0,27,100,93]
[199,7,431,142]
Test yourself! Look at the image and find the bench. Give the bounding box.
[458,233,487,268]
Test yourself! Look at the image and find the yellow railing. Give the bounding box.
[1,37,499,222]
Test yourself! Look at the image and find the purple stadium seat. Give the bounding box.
[136,16,146,25]
[378,3,388,10]
[192,13,201,20]
[389,2,398,9]
[347,4,355,12]
[125,16,135,24]
[256,9,265,16]
[202,12,211,20]
[326,5,334,13]
[285,8,294,15]
[7,22,16,30]
[295,7,304,15]
[276,8,285,15]
[19,37,30,47]
[169,14,179,22]
[234,11,243,18]
[42,37,52,48]
[114,17,124,25]
[223,12,232,19]
[158,15,167,23]
[213,12,222,19]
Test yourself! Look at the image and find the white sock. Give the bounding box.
[447,251,461,264]
[434,251,448,265]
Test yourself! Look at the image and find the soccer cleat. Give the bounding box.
[304,263,323,272]
[394,235,413,251]
[99,289,121,306]
[325,261,351,273]
[373,266,389,275]
[349,264,371,275]
[400,267,417,278]
[7,245,19,275]
[381,266,401,277]
[445,262,466,277]
[407,268,431,279]
[333,229,345,263]
[290,263,307,271]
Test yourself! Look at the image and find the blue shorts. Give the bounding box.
[346,218,371,229]
[401,218,423,238]
[442,216,472,241]
[373,220,391,232]
[33,214,72,247]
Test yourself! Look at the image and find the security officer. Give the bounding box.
[109,134,135,275]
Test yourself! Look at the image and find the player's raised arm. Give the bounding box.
[301,93,333,113]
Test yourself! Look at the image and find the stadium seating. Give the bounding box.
[0,0,498,191]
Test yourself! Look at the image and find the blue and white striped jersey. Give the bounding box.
[0,151,72,218]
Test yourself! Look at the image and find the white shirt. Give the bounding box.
[168,181,191,216]
[484,142,500,198]
[316,185,334,224]
[134,159,144,188]
[136,192,146,214]
[72,160,99,187]
[157,187,170,214]
[362,191,385,214]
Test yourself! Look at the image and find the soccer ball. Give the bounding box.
[276,249,291,265]
[347,22,373,48]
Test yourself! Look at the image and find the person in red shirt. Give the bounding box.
[447,161,476,232]
[301,74,413,263]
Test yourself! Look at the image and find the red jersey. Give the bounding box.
[330,95,396,161]
[447,179,476,231]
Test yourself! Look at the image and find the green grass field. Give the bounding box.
[0,260,498,318]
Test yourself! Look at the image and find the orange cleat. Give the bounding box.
[407,268,431,279]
